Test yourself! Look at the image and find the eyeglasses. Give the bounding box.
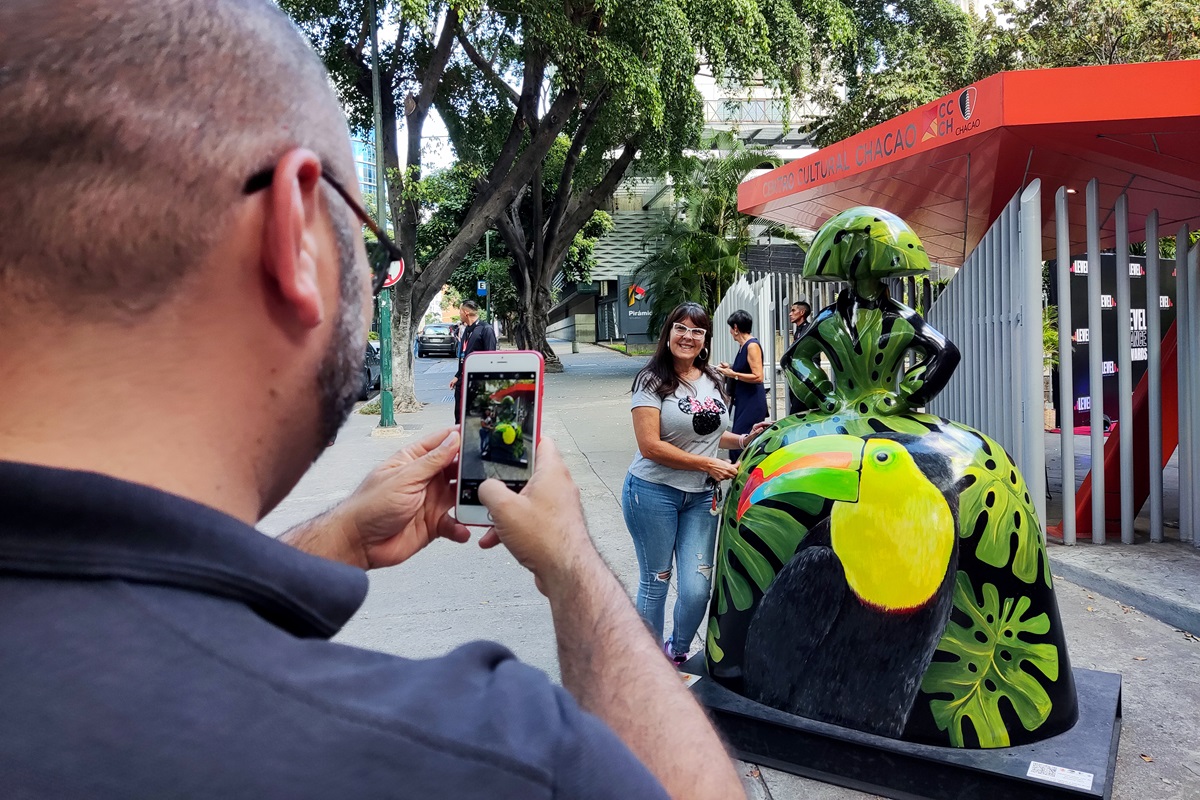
[243,167,400,296]
[671,322,708,339]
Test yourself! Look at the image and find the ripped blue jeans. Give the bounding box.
[621,473,717,657]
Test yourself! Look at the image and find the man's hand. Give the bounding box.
[449,376,458,390]
[476,438,597,596]
[282,428,470,569]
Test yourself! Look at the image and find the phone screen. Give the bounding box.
[458,370,537,505]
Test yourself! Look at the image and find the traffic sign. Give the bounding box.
[382,258,405,289]
[477,279,488,297]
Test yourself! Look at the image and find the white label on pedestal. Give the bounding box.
[1027,761,1095,790]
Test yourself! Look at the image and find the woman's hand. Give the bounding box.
[748,420,773,441]
[702,457,739,482]
[715,363,733,378]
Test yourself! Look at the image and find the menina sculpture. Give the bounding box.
[705,207,1078,748]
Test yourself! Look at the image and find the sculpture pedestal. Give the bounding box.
[685,656,1121,800]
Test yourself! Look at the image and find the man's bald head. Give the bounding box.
[0,0,352,315]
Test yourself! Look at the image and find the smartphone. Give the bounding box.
[455,350,545,525]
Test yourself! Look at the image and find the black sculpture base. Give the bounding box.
[685,656,1121,800]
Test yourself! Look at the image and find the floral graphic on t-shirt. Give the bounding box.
[678,395,726,435]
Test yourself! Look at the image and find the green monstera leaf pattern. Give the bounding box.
[953,425,1051,587]
[713,500,819,619]
[922,573,1059,747]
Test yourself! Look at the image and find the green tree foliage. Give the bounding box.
[975,0,1200,71]
[634,133,798,333]
[279,0,830,403]
[424,162,612,335]
[809,0,978,145]
[810,0,1200,146]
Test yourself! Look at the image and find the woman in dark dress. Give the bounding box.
[717,310,768,461]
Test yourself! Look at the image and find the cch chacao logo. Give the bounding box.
[958,87,977,120]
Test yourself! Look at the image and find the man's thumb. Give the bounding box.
[477,478,519,522]
[407,430,459,481]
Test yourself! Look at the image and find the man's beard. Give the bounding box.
[315,214,368,452]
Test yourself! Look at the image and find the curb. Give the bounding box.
[1048,554,1200,637]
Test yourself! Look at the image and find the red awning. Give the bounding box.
[739,61,1200,266]
[490,381,536,402]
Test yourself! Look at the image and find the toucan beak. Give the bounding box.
[736,435,864,520]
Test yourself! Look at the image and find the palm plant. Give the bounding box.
[636,132,802,334]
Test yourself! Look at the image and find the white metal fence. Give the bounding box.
[926,182,1048,528]
[927,178,1198,546]
[711,277,777,410]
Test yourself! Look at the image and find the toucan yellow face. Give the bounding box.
[736,435,955,613]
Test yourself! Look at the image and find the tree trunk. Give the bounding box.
[513,278,562,372]
[389,284,424,412]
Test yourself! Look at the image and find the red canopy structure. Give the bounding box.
[490,381,536,402]
[739,61,1200,266]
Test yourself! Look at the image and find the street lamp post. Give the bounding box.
[369,0,395,428]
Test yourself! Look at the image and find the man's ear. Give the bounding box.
[261,148,327,330]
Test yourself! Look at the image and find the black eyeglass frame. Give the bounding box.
[243,167,399,296]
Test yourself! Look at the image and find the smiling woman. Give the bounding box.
[620,303,768,666]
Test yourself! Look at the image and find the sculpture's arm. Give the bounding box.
[781,321,837,414]
[893,303,961,409]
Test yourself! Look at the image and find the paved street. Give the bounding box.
[260,343,1200,800]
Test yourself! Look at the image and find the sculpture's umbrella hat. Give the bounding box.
[803,207,932,284]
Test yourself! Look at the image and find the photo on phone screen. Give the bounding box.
[458,371,537,506]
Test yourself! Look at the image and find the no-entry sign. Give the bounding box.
[382,258,405,289]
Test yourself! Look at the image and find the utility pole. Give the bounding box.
[369,0,395,428]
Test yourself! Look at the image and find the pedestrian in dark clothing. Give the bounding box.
[717,310,769,460]
[0,3,747,799]
[480,407,495,458]
[787,300,812,415]
[790,300,811,342]
[450,300,498,424]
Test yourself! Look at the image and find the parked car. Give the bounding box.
[359,340,382,401]
[417,323,458,358]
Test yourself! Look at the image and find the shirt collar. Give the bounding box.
[0,461,368,639]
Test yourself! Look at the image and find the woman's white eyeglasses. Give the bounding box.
[672,323,707,339]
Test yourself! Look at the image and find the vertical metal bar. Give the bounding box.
[1056,187,1076,545]
[1146,212,1163,542]
[1190,241,1200,544]
[1190,241,1200,546]
[993,215,1004,441]
[977,232,988,432]
[954,269,964,422]
[1187,236,1199,543]
[1020,180,1047,529]
[1086,179,1106,544]
[1178,226,1193,543]
[1115,194,1135,543]
[1003,199,1017,449]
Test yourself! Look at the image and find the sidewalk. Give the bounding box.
[262,342,1200,800]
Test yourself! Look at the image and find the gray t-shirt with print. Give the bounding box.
[628,372,729,493]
